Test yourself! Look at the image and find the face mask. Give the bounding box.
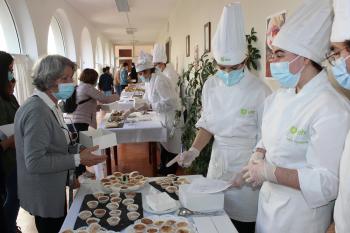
[8,71,14,81]
[216,68,244,86]
[53,83,75,100]
[270,56,304,88]
[332,55,350,89]
[155,66,162,72]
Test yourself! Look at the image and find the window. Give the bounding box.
[0,0,21,53]
[47,16,65,55]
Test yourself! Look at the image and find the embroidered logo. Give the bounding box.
[240,108,255,116]
[287,126,308,144]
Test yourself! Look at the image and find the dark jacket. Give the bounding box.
[0,95,19,175]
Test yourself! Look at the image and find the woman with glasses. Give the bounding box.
[175,3,271,233]
[0,51,20,233]
[327,0,350,232]
[242,0,350,232]
[14,55,107,233]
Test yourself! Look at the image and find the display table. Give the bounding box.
[100,112,167,176]
[60,176,238,233]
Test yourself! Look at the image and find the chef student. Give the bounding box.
[152,43,180,96]
[175,3,271,233]
[135,51,182,175]
[242,0,350,233]
[326,0,350,232]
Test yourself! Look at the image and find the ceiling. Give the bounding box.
[65,0,178,45]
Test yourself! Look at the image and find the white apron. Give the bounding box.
[256,71,350,233]
[196,70,271,221]
[144,73,182,154]
[334,132,350,233]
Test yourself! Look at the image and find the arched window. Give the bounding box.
[47,16,65,55]
[0,0,21,53]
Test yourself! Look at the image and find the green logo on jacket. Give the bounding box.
[240,108,255,116]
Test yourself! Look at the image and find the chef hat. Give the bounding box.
[152,43,167,63]
[272,0,333,64]
[331,0,350,42]
[212,2,247,66]
[136,51,154,72]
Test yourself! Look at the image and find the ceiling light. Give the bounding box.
[115,0,129,12]
[126,27,137,35]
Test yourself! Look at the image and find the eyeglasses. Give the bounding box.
[325,47,348,66]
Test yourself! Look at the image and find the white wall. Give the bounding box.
[156,0,304,90]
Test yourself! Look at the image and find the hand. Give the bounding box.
[230,172,245,188]
[242,159,277,187]
[326,223,335,233]
[0,135,15,150]
[79,145,107,167]
[122,108,135,120]
[248,150,265,166]
[177,147,200,167]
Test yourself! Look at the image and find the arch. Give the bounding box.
[53,9,76,61]
[0,0,21,53]
[4,0,38,59]
[80,27,94,69]
[47,16,65,56]
[104,42,110,67]
[110,46,115,68]
[95,37,103,73]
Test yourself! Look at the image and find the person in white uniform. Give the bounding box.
[136,51,182,175]
[174,3,271,233]
[242,0,350,233]
[153,43,180,96]
[326,0,350,232]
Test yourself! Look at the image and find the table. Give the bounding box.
[60,176,238,233]
[100,112,167,176]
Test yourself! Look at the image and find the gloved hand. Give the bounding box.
[242,159,277,187]
[177,147,200,168]
[230,172,245,188]
[121,107,135,120]
[247,150,265,166]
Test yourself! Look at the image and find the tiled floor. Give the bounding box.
[17,142,185,233]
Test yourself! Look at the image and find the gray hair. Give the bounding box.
[32,55,76,91]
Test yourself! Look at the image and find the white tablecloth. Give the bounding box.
[101,112,167,144]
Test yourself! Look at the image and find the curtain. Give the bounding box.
[12,54,34,105]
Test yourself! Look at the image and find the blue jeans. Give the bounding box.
[104,91,112,96]
[4,167,20,233]
[115,85,121,95]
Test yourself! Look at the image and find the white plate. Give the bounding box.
[142,200,181,214]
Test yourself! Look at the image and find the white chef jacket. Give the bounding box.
[334,131,350,233]
[162,64,181,109]
[143,72,181,153]
[196,68,271,221]
[256,70,350,233]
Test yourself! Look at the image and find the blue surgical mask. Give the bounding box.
[216,68,244,86]
[53,83,75,100]
[270,56,304,88]
[155,66,162,73]
[332,55,350,89]
[140,75,150,83]
[8,71,14,81]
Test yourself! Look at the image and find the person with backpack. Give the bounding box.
[70,68,118,132]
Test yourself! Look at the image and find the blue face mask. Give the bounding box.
[216,68,244,86]
[270,56,304,88]
[8,71,14,81]
[332,55,350,89]
[53,83,75,100]
[140,75,150,83]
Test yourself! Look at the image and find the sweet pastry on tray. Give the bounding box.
[101,171,148,192]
